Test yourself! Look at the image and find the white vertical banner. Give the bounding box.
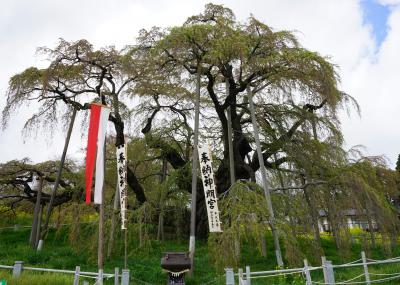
[198,144,222,232]
[116,144,128,230]
[94,107,110,204]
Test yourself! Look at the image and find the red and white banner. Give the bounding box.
[116,144,128,229]
[85,103,110,205]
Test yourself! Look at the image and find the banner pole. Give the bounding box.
[188,70,201,277]
[98,140,106,285]
[124,228,128,269]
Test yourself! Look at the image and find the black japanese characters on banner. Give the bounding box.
[198,144,222,232]
[116,144,127,230]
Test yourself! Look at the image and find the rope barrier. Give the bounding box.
[369,272,400,276]
[249,270,304,279]
[341,259,363,266]
[336,273,365,284]
[311,273,400,285]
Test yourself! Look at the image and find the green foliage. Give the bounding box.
[209,181,270,269]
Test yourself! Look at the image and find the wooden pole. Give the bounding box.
[124,229,128,269]
[226,81,236,185]
[247,86,283,267]
[41,108,77,241]
[362,251,371,285]
[30,176,43,248]
[304,259,312,285]
[35,204,43,248]
[98,140,106,285]
[107,186,119,259]
[188,70,201,276]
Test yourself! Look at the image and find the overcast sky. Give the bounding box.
[0,0,399,167]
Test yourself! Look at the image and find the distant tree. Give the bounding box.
[0,159,82,247]
[396,154,400,172]
[1,39,146,203]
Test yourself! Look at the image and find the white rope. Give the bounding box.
[312,273,400,285]
[78,274,98,279]
[369,274,400,283]
[367,256,400,262]
[249,270,304,279]
[341,259,362,266]
[369,272,400,276]
[337,273,365,284]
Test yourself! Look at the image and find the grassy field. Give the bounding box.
[1,225,400,284]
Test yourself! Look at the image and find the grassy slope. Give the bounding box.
[1,227,400,284]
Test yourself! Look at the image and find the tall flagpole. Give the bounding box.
[188,70,201,276]
[98,140,106,285]
[247,86,283,267]
[40,108,77,244]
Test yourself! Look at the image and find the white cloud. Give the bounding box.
[377,0,400,6]
[0,0,398,167]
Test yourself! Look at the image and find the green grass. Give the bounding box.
[1,227,400,284]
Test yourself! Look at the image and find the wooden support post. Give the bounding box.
[226,78,236,185]
[114,267,119,285]
[97,141,106,285]
[107,186,119,259]
[225,268,235,285]
[247,86,283,267]
[30,177,43,248]
[238,268,243,285]
[226,105,236,185]
[41,108,77,242]
[124,229,128,269]
[321,256,328,282]
[323,260,335,285]
[12,261,23,278]
[35,204,43,249]
[304,259,312,285]
[361,251,371,285]
[121,269,130,285]
[189,70,201,276]
[73,266,80,285]
[245,266,251,285]
[97,269,103,285]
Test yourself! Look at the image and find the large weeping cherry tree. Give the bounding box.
[2,4,399,267]
[130,3,356,237]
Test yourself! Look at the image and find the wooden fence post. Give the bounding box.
[361,251,371,285]
[12,261,23,278]
[238,268,243,285]
[245,266,251,285]
[321,256,327,282]
[114,267,119,285]
[97,269,103,285]
[73,266,80,285]
[121,269,129,285]
[323,260,335,285]
[225,268,235,285]
[304,259,312,285]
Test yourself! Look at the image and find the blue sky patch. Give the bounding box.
[361,0,390,46]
